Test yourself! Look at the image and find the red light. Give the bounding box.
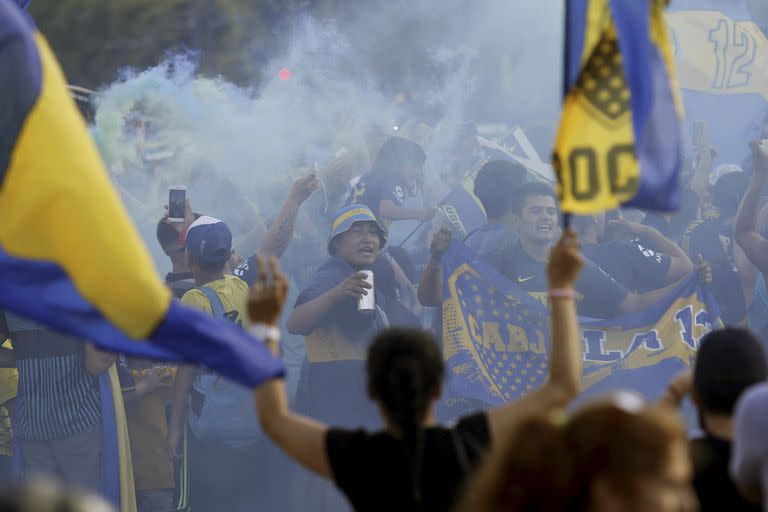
[278,68,292,81]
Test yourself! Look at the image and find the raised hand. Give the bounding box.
[289,167,320,205]
[430,226,453,260]
[248,256,289,326]
[695,254,713,285]
[547,229,584,289]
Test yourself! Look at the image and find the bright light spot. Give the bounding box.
[278,68,292,81]
[393,125,399,131]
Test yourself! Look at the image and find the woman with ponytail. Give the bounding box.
[250,229,584,511]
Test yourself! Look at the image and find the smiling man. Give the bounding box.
[501,182,679,319]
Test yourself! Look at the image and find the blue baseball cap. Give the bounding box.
[328,204,387,254]
[184,216,232,267]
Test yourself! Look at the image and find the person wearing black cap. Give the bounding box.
[662,328,767,512]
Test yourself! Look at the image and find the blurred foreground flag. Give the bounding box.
[0,2,283,386]
[553,0,683,214]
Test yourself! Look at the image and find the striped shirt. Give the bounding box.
[5,313,101,441]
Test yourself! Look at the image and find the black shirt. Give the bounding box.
[502,243,629,319]
[347,172,407,224]
[582,240,671,293]
[691,435,760,512]
[326,412,491,512]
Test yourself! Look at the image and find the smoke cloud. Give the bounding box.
[89,0,563,271]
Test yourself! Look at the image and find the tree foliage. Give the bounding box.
[30,0,277,88]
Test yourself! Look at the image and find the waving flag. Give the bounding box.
[440,242,721,406]
[553,0,683,214]
[667,0,768,164]
[0,3,282,384]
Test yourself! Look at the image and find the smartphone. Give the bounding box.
[168,186,187,223]
[693,121,708,148]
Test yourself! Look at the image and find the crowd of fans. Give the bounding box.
[3,113,768,512]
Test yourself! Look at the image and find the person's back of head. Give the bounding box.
[366,328,444,501]
[157,217,182,256]
[473,160,527,221]
[184,216,233,274]
[370,136,426,188]
[731,382,768,504]
[0,479,114,512]
[711,171,749,223]
[694,328,768,417]
[463,392,694,512]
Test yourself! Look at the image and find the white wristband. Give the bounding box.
[249,323,281,342]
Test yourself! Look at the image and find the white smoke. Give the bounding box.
[89,0,562,270]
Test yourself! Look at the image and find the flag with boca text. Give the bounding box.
[440,242,722,406]
[553,0,684,214]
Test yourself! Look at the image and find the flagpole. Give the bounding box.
[560,0,571,233]
[562,212,572,231]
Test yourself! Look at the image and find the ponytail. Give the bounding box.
[367,328,444,504]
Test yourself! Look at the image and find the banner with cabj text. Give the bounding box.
[440,243,722,406]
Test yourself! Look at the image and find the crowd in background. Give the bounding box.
[4,89,768,512]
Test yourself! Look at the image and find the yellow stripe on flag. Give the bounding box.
[0,34,170,339]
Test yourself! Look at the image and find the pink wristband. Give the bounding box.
[548,288,577,300]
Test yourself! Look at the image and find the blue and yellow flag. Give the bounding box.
[0,2,282,385]
[667,0,768,164]
[554,0,683,213]
[440,242,722,405]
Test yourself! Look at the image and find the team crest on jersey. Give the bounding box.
[636,243,663,263]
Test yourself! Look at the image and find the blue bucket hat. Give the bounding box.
[327,204,387,254]
[184,215,232,267]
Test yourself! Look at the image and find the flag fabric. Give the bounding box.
[438,174,487,240]
[553,0,684,214]
[667,0,768,164]
[440,242,722,406]
[0,2,282,385]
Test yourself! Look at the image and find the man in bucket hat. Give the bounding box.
[285,204,419,511]
[287,204,418,427]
